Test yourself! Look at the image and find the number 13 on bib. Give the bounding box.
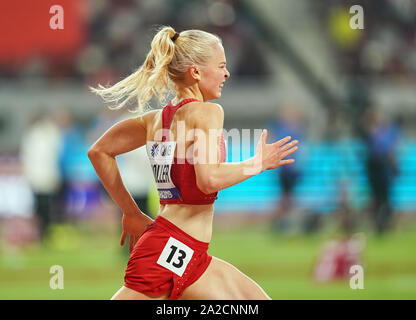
[157,237,194,276]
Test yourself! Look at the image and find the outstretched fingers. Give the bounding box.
[280,145,298,160]
[279,139,298,152]
[280,136,292,145]
[272,136,292,148]
[279,158,295,166]
[276,143,299,167]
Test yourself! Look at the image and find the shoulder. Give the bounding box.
[191,102,224,123]
[136,109,160,129]
[194,101,223,114]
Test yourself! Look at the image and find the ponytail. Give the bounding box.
[91,26,221,114]
[90,26,176,114]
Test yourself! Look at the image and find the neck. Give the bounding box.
[172,84,204,104]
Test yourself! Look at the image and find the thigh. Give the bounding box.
[180,256,271,300]
[111,286,170,300]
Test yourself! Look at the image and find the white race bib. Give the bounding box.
[156,237,194,276]
[146,141,182,201]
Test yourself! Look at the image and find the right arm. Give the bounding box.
[193,103,299,194]
[87,110,158,251]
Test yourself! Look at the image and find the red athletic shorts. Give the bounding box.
[124,215,212,300]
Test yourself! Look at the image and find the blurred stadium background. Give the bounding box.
[0,0,415,299]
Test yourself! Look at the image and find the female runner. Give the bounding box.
[88,27,298,300]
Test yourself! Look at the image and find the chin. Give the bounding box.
[213,91,222,99]
[203,89,221,101]
[205,95,220,101]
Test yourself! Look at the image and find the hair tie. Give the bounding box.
[171,32,180,42]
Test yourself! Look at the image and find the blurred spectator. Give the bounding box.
[361,107,401,234]
[54,108,92,221]
[268,103,305,231]
[19,110,62,242]
[322,0,416,78]
[0,0,273,82]
[313,233,366,282]
[0,156,38,261]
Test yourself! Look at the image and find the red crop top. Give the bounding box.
[146,99,226,205]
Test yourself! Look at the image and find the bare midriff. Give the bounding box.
[158,203,214,242]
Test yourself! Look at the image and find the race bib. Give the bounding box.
[146,141,182,201]
[157,237,194,276]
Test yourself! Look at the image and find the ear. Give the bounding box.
[189,65,201,81]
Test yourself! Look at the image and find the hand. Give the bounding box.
[254,129,298,173]
[120,211,154,253]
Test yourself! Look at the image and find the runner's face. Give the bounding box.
[198,43,230,101]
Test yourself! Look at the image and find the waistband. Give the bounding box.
[160,198,217,205]
[153,215,210,251]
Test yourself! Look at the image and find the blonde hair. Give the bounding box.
[90,26,222,114]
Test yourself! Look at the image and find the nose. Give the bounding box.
[225,68,230,78]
